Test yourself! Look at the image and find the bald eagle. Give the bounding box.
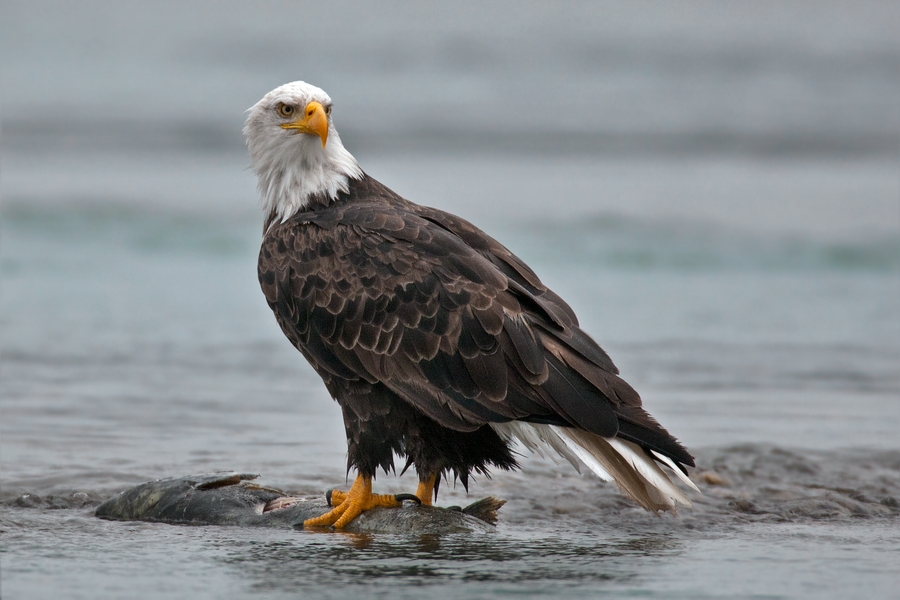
[244,82,697,529]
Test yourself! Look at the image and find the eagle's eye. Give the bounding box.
[276,103,294,118]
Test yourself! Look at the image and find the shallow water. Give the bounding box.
[2,1,899,598]
[3,165,898,598]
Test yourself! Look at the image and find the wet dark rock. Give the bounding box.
[15,494,43,508]
[95,472,503,534]
[690,445,900,523]
[728,499,761,514]
[15,491,99,510]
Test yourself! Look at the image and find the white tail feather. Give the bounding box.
[652,450,701,493]
[548,430,615,482]
[606,438,693,508]
[490,422,585,473]
[492,422,695,513]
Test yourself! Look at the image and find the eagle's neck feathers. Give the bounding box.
[250,130,363,227]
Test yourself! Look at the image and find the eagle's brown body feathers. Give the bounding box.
[258,175,693,494]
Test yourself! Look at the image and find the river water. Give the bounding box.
[2,1,899,598]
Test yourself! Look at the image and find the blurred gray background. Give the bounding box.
[3,0,898,234]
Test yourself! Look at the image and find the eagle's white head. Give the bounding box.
[244,81,363,226]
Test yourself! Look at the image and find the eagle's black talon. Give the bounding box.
[394,493,422,505]
[446,505,462,512]
[325,489,334,506]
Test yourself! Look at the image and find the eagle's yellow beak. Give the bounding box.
[281,101,328,147]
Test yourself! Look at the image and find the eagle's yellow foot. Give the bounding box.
[327,473,438,508]
[415,474,437,507]
[305,475,414,529]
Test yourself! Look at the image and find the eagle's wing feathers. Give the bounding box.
[412,206,694,465]
[258,199,692,467]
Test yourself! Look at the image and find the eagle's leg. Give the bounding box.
[415,473,437,506]
[325,473,435,508]
[304,474,402,529]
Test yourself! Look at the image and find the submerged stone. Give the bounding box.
[95,472,503,534]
